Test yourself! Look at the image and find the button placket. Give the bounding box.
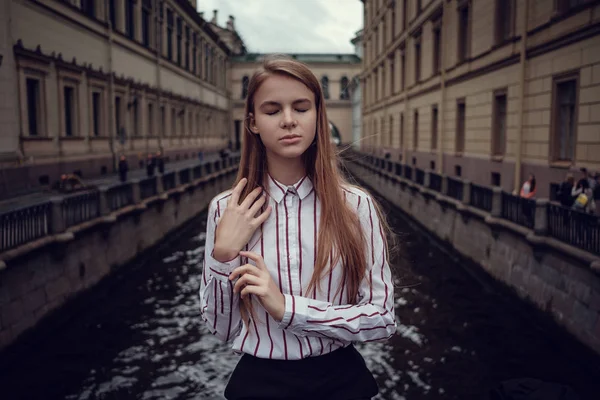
[286,189,299,295]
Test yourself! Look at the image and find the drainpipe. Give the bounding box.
[514,0,529,193]
[437,1,446,174]
[107,4,116,172]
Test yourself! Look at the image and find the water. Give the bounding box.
[1,195,599,400]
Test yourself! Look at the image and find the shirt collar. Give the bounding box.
[266,174,313,204]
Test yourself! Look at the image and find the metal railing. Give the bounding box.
[404,166,413,180]
[429,172,442,192]
[415,168,425,185]
[447,177,463,201]
[62,191,100,228]
[0,202,52,253]
[501,192,535,229]
[162,172,176,191]
[470,183,493,212]
[547,203,600,255]
[179,169,191,185]
[107,183,134,211]
[140,176,158,199]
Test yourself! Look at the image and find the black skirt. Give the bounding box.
[224,344,378,400]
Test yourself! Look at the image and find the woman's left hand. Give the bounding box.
[229,251,285,322]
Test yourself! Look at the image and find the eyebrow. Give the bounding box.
[259,98,312,108]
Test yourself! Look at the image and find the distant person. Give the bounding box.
[155,151,165,174]
[594,173,600,214]
[520,174,536,199]
[118,155,129,183]
[146,153,155,177]
[556,174,576,208]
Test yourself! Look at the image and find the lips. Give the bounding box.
[280,134,301,140]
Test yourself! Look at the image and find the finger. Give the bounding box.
[240,285,265,299]
[239,251,267,271]
[229,178,247,207]
[229,264,261,281]
[253,205,272,226]
[240,186,263,210]
[247,194,267,217]
[233,274,262,293]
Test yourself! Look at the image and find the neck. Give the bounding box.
[266,152,305,186]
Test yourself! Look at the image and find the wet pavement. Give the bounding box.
[0,192,599,400]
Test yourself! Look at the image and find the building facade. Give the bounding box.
[361,0,600,196]
[230,53,362,148]
[0,0,232,198]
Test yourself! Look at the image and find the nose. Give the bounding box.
[279,107,297,129]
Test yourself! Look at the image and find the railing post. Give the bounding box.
[424,170,431,188]
[173,169,181,187]
[462,180,472,205]
[132,179,142,203]
[156,174,164,193]
[99,186,110,216]
[491,187,502,218]
[50,197,65,234]
[534,199,548,236]
[441,174,448,195]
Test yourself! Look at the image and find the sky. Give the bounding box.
[197,0,363,54]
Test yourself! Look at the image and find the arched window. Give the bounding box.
[242,76,249,99]
[321,76,330,99]
[340,76,349,100]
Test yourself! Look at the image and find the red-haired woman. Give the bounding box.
[200,56,396,400]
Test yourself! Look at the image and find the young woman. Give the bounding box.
[199,57,396,400]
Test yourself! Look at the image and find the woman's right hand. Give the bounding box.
[213,178,272,262]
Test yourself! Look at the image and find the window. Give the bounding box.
[192,33,197,74]
[400,112,404,150]
[403,0,408,31]
[241,76,249,99]
[148,102,154,136]
[198,38,203,77]
[391,1,396,38]
[64,86,75,137]
[414,34,422,83]
[430,161,436,170]
[125,0,135,39]
[26,78,41,136]
[185,26,190,70]
[82,0,96,19]
[340,76,350,100]
[491,172,501,187]
[456,99,466,153]
[115,96,122,138]
[131,97,138,137]
[555,0,589,14]
[176,18,183,65]
[417,0,422,13]
[389,56,395,95]
[142,0,152,48]
[388,115,393,147]
[431,105,438,150]
[374,69,379,101]
[204,43,209,80]
[492,89,507,156]
[433,27,441,75]
[92,92,101,137]
[551,74,578,161]
[171,107,176,136]
[109,0,116,28]
[455,165,462,176]
[457,3,470,63]
[496,0,514,44]
[167,10,173,60]
[160,105,166,136]
[413,110,419,150]
[401,49,406,90]
[321,76,330,99]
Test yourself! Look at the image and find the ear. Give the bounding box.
[248,113,259,134]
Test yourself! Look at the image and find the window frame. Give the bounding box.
[491,88,508,158]
[455,98,466,155]
[549,71,580,163]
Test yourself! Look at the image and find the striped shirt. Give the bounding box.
[199,175,396,360]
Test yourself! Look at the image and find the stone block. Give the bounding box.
[22,287,47,314]
[1,299,24,327]
[44,276,70,302]
[572,300,597,332]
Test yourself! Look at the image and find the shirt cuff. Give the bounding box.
[207,250,240,282]
[278,294,309,331]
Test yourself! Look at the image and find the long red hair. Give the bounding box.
[235,56,390,324]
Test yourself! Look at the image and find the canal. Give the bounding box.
[1,190,599,400]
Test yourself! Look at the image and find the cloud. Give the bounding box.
[197,0,363,53]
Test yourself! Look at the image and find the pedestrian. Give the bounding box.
[594,173,600,214]
[199,57,395,400]
[520,173,536,199]
[146,153,155,177]
[118,154,129,183]
[155,151,165,174]
[556,173,576,208]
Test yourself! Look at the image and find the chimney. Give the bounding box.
[212,9,218,24]
[227,15,235,31]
